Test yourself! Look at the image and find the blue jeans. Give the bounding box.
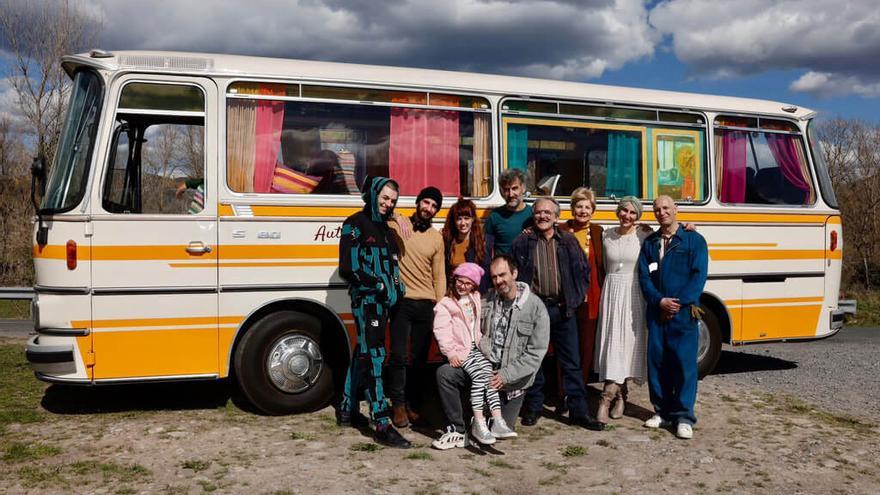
[524,304,588,418]
[647,314,699,425]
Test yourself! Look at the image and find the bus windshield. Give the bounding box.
[41,69,103,213]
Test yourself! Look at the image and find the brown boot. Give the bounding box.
[596,382,617,424]
[406,406,421,425]
[391,405,409,428]
[610,381,627,419]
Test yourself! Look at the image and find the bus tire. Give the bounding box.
[697,306,722,379]
[233,310,333,415]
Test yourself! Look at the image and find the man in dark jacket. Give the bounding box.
[338,176,411,448]
[510,198,603,431]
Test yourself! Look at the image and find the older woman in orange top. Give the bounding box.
[559,187,605,384]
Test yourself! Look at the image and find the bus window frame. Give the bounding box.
[498,96,710,207]
[222,78,496,202]
[713,115,819,209]
[99,78,209,217]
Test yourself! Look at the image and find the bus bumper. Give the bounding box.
[26,334,77,376]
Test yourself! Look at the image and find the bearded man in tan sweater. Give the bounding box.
[387,186,446,428]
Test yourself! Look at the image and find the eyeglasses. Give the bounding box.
[454,278,476,288]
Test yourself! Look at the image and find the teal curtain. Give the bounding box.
[507,124,528,171]
[606,132,639,197]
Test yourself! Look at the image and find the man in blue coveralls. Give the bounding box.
[638,195,708,440]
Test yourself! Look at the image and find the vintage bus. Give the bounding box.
[26,50,843,414]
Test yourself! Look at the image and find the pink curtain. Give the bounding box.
[389,108,460,196]
[720,130,747,203]
[766,134,811,203]
[252,100,285,193]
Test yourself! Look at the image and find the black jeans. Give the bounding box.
[524,304,589,418]
[387,299,435,407]
[436,363,525,433]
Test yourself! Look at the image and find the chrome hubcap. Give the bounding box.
[266,334,323,393]
[697,319,709,365]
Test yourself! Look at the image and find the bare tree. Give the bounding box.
[0,0,99,163]
[816,118,880,289]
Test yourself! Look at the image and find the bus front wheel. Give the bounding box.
[234,311,334,415]
[697,306,722,379]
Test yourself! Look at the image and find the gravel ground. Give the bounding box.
[706,326,880,422]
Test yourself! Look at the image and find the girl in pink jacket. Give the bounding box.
[433,263,517,446]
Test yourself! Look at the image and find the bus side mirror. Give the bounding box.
[31,154,47,210]
[31,154,48,246]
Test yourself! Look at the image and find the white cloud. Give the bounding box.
[649,0,880,97]
[78,0,657,81]
[790,72,880,98]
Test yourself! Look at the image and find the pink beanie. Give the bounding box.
[453,262,484,287]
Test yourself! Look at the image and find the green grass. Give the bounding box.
[17,461,151,489]
[405,450,433,461]
[560,445,588,457]
[2,441,61,462]
[0,343,46,429]
[349,442,381,452]
[290,431,316,441]
[488,459,515,469]
[844,290,880,327]
[181,459,211,472]
[0,300,29,319]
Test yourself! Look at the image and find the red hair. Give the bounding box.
[441,198,486,268]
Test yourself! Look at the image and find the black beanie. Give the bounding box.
[416,186,443,208]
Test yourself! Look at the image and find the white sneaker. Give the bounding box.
[643,414,667,429]
[676,423,693,439]
[432,430,466,450]
[490,416,518,439]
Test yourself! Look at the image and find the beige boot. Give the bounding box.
[610,381,628,419]
[596,382,618,424]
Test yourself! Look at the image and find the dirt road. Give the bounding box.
[2,335,879,494]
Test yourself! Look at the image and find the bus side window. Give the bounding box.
[225,85,492,198]
[102,82,206,215]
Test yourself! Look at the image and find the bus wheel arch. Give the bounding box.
[230,299,349,415]
[697,293,729,379]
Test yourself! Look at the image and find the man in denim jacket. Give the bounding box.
[638,196,709,440]
[432,254,549,449]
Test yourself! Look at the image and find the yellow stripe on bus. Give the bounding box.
[72,316,244,329]
[709,249,838,261]
[170,261,339,268]
[724,296,825,306]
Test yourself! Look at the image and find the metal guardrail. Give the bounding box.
[839,299,857,315]
[0,287,34,300]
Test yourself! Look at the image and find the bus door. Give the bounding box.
[89,75,219,380]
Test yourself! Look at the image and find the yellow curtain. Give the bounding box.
[713,134,724,200]
[227,100,257,192]
[472,113,490,196]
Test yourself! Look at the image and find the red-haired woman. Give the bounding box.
[441,198,488,287]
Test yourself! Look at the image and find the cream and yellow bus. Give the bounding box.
[26,50,843,414]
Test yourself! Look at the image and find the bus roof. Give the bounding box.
[64,50,816,120]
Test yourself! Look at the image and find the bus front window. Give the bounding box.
[41,69,103,213]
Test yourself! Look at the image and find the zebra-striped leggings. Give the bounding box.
[462,345,501,412]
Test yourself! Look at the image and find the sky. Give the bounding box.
[1,0,879,124]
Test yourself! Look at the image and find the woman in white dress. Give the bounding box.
[593,196,650,424]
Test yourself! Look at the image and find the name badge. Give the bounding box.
[648,262,658,273]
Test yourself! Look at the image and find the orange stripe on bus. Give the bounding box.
[708,243,778,248]
[219,244,338,259]
[72,316,244,328]
[218,203,834,224]
[724,296,824,306]
[169,261,338,268]
[709,249,828,261]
